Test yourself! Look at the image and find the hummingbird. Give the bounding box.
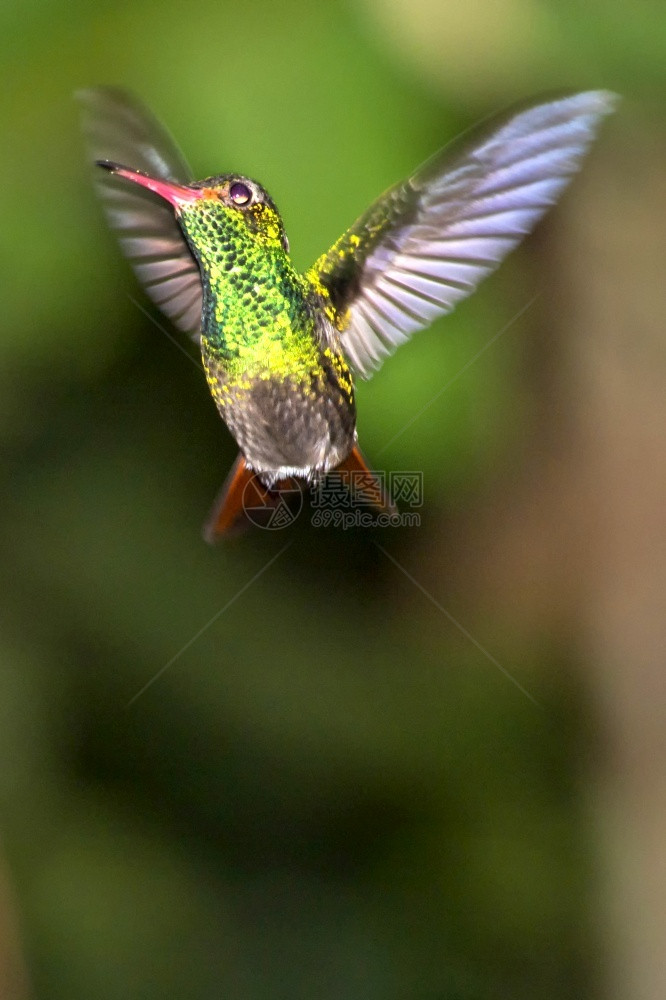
[78,87,616,540]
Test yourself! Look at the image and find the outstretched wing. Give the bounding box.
[310,91,617,377]
[77,87,204,335]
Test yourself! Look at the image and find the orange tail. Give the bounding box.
[333,445,396,515]
[203,454,302,543]
[204,445,394,542]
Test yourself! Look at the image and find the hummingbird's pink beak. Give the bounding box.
[96,160,202,208]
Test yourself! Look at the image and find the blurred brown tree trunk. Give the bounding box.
[0,853,29,1000]
[571,117,666,1000]
[453,112,666,999]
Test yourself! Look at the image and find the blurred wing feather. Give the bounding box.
[77,87,203,336]
[311,91,617,377]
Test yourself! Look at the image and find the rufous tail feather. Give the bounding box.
[203,453,301,542]
[333,444,396,516]
[204,445,395,542]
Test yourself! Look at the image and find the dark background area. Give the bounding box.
[1,0,665,997]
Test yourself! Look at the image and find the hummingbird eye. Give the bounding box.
[229,181,252,207]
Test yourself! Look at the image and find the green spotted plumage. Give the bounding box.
[78,86,616,535]
[176,174,356,479]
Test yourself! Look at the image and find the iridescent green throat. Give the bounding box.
[179,199,322,381]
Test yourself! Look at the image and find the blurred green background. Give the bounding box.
[1,1,665,998]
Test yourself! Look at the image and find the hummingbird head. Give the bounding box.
[190,174,290,255]
[96,161,290,259]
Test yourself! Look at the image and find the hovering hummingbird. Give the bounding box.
[78,88,615,540]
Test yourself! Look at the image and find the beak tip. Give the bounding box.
[92,162,199,207]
